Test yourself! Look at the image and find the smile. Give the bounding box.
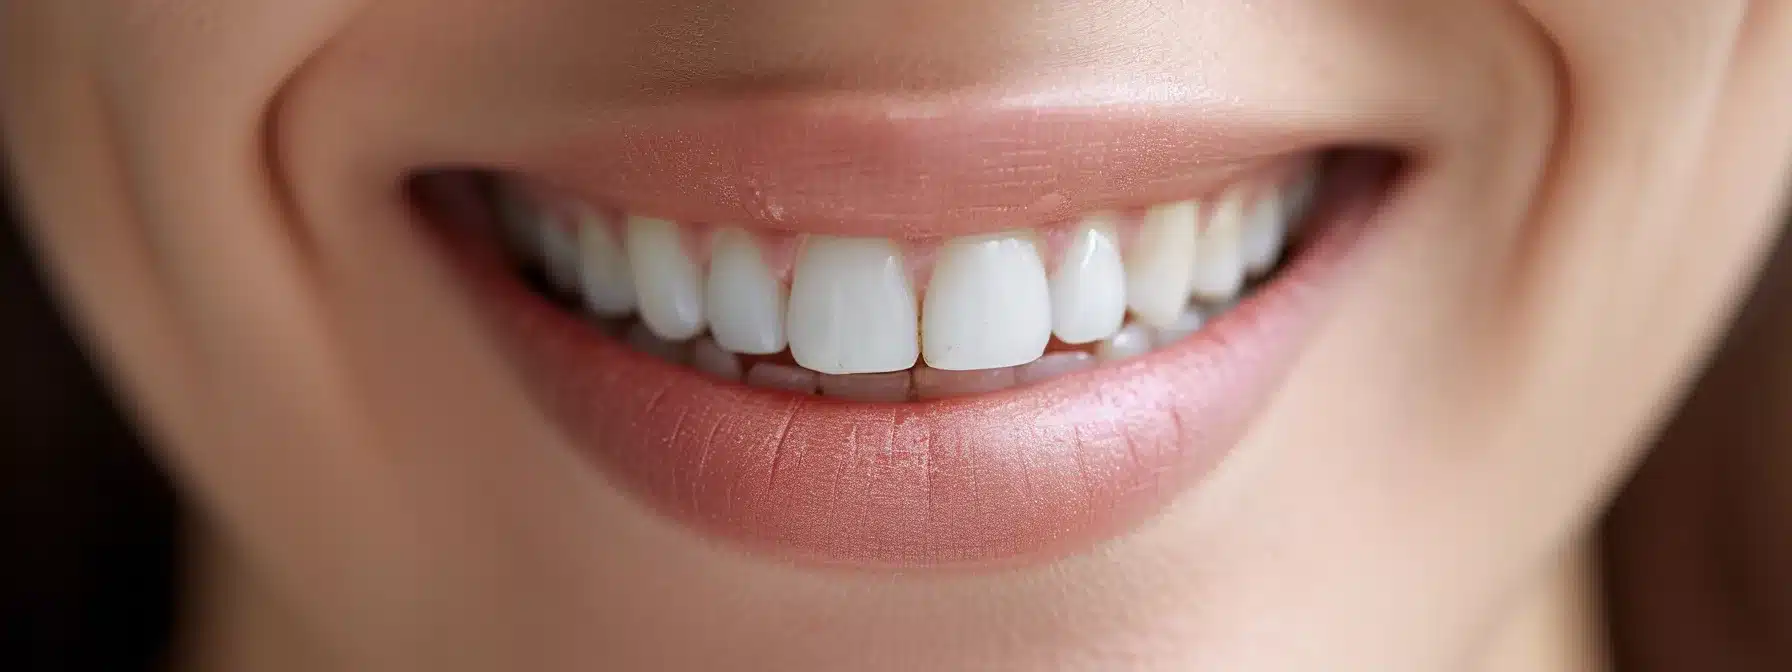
[413,105,1406,566]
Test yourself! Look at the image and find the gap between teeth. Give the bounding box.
[498,166,1319,399]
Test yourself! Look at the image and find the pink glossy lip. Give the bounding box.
[424,109,1399,568]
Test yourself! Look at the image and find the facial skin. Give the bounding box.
[3,0,1791,669]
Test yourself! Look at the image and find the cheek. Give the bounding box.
[8,0,1789,667]
[1189,0,1778,647]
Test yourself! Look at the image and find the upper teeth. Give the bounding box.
[787,236,920,374]
[499,169,1312,375]
[1049,220,1128,345]
[922,233,1055,372]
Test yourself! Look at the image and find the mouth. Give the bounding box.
[410,105,1406,567]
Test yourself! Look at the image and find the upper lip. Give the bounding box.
[471,97,1385,237]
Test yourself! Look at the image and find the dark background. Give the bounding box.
[1,179,1787,669]
[1,190,181,670]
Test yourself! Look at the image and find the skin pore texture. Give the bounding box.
[3,0,1792,670]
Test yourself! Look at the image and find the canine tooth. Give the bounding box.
[819,372,912,403]
[913,366,1017,400]
[787,236,920,375]
[1190,193,1246,301]
[705,228,787,355]
[1016,352,1097,385]
[626,322,690,364]
[1126,201,1199,327]
[625,217,706,341]
[575,208,635,316]
[1152,309,1206,345]
[690,337,743,382]
[1049,220,1128,344]
[1241,189,1288,277]
[922,233,1052,371]
[1096,323,1155,362]
[744,363,819,395]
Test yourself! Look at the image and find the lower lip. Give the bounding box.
[432,153,1400,568]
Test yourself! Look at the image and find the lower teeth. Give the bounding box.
[574,297,1246,402]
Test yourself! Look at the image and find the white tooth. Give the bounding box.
[1016,351,1097,385]
[1126,201,1199,327]
[912,366,1018,400]
[705,228,787,355]
[626,322,690,364]
[819,372,912,403]
[1152,308,1206,344]
[1241,189,1287,277]
[574,207,636,316]
[691,338,743,382]
[922,233,1052,371]
[1096,323,1155,362]
[625,216,706,341]
[1190,192,1246,301]
[539,214,581,293]
[787,236,919,374]
[1049,219,1128,344]
[744,362,819,395]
